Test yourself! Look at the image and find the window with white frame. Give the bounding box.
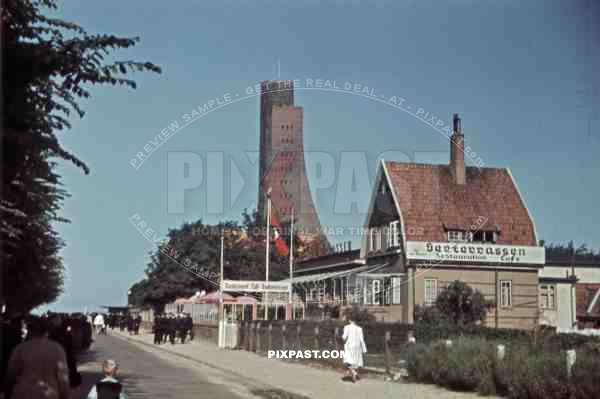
[448,230,472,242]
[372,280,381,305]
[389,221,400,248]
[473,231,496,243]
[424,278,438,306]
[392,277,401,304]
[363,282,371,305]
[540,284,556,309]
[499,280,512,307]
[370,228,377,252]
[374,229,382,251]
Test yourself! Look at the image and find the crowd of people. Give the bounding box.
[152,313,194,345]
[89,312,142,336]
[1,312,90,398]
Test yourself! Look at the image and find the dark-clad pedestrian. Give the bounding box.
[48,313,81,387]
[5,316,70,399]
[153,314,163,344]
[167,314,176,345]
[176,313,186,343]
[134,315,141,335]
[1,315,23,396]
[184,313,194,342]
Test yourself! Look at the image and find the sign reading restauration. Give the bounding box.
[222,280,291,293]
[406,241,545,265]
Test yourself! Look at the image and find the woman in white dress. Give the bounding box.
[342,317,367,382]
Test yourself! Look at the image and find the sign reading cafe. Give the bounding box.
[406,241,545,265]
[222,280,291,293]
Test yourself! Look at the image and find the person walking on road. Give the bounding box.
[93,313,105,335]
[86,359,128,399]
[4,316,70,399]
[342,317,367,383]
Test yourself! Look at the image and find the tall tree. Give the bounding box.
[1,0,160,314]
[130,208,331,309]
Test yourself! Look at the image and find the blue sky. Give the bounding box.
[39,0,599,313]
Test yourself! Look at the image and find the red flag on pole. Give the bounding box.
[268,192,289,257]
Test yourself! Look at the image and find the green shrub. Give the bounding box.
[343,305,376,324]
[406,337,496,394]
[443,338,496,395]
[495,345,571,399]
[570,350,600,399]
[405,341,449,384]
[406,336,600,399]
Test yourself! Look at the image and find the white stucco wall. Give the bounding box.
[539,283,575,330]
[540,265,600,283]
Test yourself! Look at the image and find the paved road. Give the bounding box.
[71,334,254,399]
[108,330,488,399]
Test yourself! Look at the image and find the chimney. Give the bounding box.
[450,113,466,185]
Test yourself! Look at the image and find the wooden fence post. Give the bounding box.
[256,322,261,353]
[268,323,273,352]
[236,320,243,349]
[314,325,320,351]
[334,327,340,352]
[296,324,301,351]
[384,331,392,375]
[239,322,245,350]
[282,324,287,351]
[566,349,576,379]
[245,322,251,351]
[497,344,505,361]
[250,322,256,352]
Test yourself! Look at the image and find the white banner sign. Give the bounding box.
[222,280,291,293]
[406,241,545,265]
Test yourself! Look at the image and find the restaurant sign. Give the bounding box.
[222,280,291,293]
[406,241,545,265]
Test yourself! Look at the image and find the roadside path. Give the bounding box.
[71,333,254,399]
[111,329,495,399]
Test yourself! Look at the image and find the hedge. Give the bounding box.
[405,336,600,399]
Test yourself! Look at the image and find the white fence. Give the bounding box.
[164,302,219,322]
[557,327,600,337]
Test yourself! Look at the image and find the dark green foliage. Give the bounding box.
[343,305,376,323]
[435,280,489,326]
[414,281,489,329]
[545,241,600,263]
[1,0,160,314]
[406,336,600,399]
[130,209,315,309]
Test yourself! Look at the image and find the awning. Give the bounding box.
[280,266,368,284]
[282,264,390,284]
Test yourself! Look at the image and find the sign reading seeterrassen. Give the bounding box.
[406,241,545,265]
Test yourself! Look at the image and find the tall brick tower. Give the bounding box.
[258,80,329,252]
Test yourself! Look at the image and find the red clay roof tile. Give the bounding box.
[383,161,536,246]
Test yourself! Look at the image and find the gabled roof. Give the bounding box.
[382,161,537,246]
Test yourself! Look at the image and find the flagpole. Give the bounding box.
[218,229,224,348]
[288,208,294,320]
[289,209,294,302]
[265,191,271,320]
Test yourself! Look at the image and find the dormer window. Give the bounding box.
[447,230,496,244]
[448,230,470,242]
[472,231,496,244]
